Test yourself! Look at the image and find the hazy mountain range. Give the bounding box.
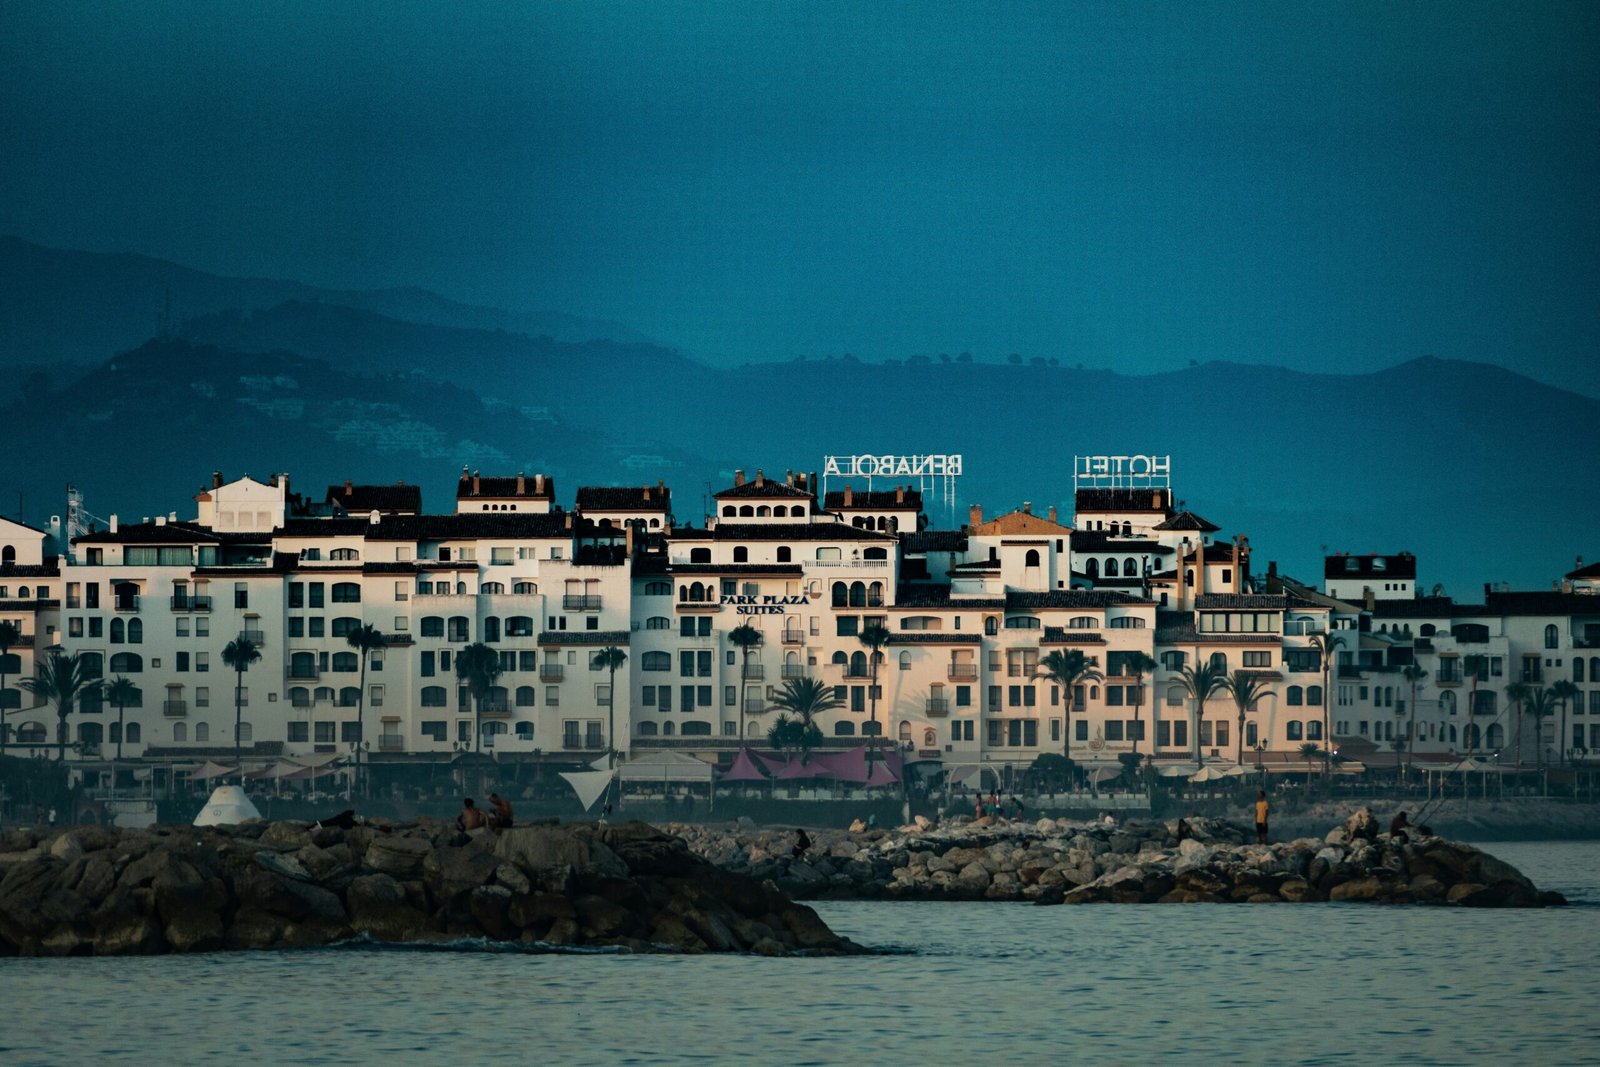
[0,237,1593,596]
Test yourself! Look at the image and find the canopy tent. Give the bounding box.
[561,769,615,811]
[247,760,305,780]
[1439,757,1502,774]
[720,747,773,783]
[774,756,835,780]
[619,751,715,783]
[187,761,239,781]
[1085,765,1124,784]
[281,763,343,781]
[1156,763,1200,778]
[1333,760,1368,775]
[863,760,900,788]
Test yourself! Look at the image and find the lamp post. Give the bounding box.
[1254,741,1266,787]
[347,740,369,799]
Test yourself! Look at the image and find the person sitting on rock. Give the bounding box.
[1388,810,1411,842]
[456,797,489,834]
[488,792,515,829]
[792,828,812,859]
[1176,816,1192,844]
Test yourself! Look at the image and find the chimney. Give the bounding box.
[844,486,853,506]
[896,485,905,504]
[516,472,526,494]
[625,525,635,556]
[269,473,278,488]
[213,471,224,489]
[344,479,353,496]
[643,486,651,502]
[472,471,481,495]
[1484,582,1492,600]
[155,515,166,526]
[280,473,289,496]
[1023,501,1032,515]
[1365,588,1376,611]
[110,514,119,533]
[1231,539,1241,590]
[564,512,573,530]
[1152,491,1161,509]
[755,468,765,488]
[1047,505,1057,523]
[657,479,666,495]
[535,474,545,495]
[969,504,983,527]
[369,510,381,526]
[785,469,794,487]
[734,469,746,487]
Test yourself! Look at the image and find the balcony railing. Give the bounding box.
[741,664,765,680]
[378,734,404,751]
[170,595,212,612]
[563,595,603,611]
[113,595,140,613]
[781,629,804,645]
[841,667,870,679]
[286,665,321,680]
[239,629,265,646]
[947,664,978,681]
[480,698,512,718]
[539,663,565,682]
[563,739,606,751]
[781,663,806,679]
[926,698,950,717]
[162,700,187,717]
[746,697,766,714]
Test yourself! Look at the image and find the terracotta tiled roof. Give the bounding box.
[892,585,1005,609]
[704,522,894,542]
[1324,553,1418,580]
[576,485,672,511]
[1006,590,1149,609]
[1074,488,1172,513]
[456,474,555,500]
[1153,511,1221,533]
[970,510,1071,536]
[714,480,812,500]
[1195,593,1287,610]
[823,489,923,510]
[901,531,967,553]
[362,513,573,541]
[74,522,220,545]
[325,483,422,513]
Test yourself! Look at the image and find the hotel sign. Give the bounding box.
[1074,454,1172,489]
[719,593,812,616]
[824,454,963,478]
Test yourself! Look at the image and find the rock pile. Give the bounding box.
[664,813,1567,908]
[0,820,863,957]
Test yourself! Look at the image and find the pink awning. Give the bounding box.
[864,760,901,788]
[774,757,834,780]
[719,747,772,783]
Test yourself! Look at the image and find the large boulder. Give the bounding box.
[364,836,431,879]
[347,873,431,941]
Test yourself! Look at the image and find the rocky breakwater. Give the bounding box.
[0,820,862,957]
[666,816,1567,908]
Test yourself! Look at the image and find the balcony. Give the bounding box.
[162,700,187,717]
[170,595,212,612]
[746,697,766,714]
[563,595,603,611]
[378,734,404,752]
[539,663,565,682]
[926,698,950,717]
[947,664,979,682]
[563,739,607,751]
[781,629,805,645]
[479,697,512,719]
[679,599,719,613]
[782,663,806,679]
[741,663,765,680]
[113,595,140,613]
[841,667,870,679]
[239,629,266,647]
[286,665,321,681]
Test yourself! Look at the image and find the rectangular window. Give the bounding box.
[420,651,435,677]
[288,722,308,742]
[90,618,103,638]
[174,618,189,637]
[657,686,671,712]
[289,583,305,608]
[309,618,325,638]
[234,583,248,609]
[1216,721,1229,749]
[545,686,560,707]
[196,652,209,673]
[316,721,336,743]
[642,686,656,707]
[851,686,865,713]
[1243,651,1271,667]
[341,722,361,743]
[370,685,384,708]
[1173,720,1187,747]
[1075,720,1088,741]
[955,685,971,707]
[69,618,84,638]
[1106,686,1124,706]
[309,583,325,609]
[680,651,695,677]
[1157,721,1171,748]
[421,721,446,741]
[1106,720,1124,741]
[988,720,1001,746]
[289,617,304,638]
[836,616,859,637]
[698,685,713,707]
[176,651,190,672]
[195,687,209,708]
[680,617,696,637]
[697,651,712,676]
[681,685,696,710]
[725,685,737,706]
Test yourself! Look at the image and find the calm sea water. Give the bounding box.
[1,840,1596,1066]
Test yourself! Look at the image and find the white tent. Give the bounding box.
[619,751,716,783]
[560,769,615,811]
[194,785,262,826]
[1156,763,1200,778]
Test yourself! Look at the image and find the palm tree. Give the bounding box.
[1551,680,1580,768]
[1298,741,1322,784]
[105,676,137,764]
[1462,654,1487,760]
[454,642,503,756]
[1036,649,1103,774]
[20,651,101,762]
[592,646,628,769]
[1310,630,1344,772]
[0,619,20,750]
[727,622,763,745]
[222,636,261,778]
[1505,681,1531,768]
[345,624,387,797]
[769,675,843,734]
[1400,663,1427,775]
[1221,669,1268,765]
[1177,659,1227,764]
[1526,685,1555,770]
[857,623,892,759]
[767,713,822,761]
[1124,652,1159,762]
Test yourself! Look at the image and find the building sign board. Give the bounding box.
[823,454,962,478]
[1073,454,1172,489]
[719,593,811,616]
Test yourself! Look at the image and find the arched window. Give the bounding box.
[864,547,888,561]
[332,616,360,637]
[722,505,735,517]
[984,616,998,636]
[172,722,187,742]
[290,687,310,708]
[646,581,672,596]
[776,547,791,563]
[483,617,501,643]
[448,616,470,642]
[645,616,670,631]
[332,582,361,603]
[515,722,534,739]
[1440,691,1456,716]
[733,546,748,563]
[481,581,505,595]
[773,506,787,518]
[898,722,913,743]
[1085,559,1099,580]
[834,720,856,736]
[126,723,141,743]
[1068,616,1098,629]
[850,651,867,676]
[80,652,103,680]
[738,506,754,518]
[290,652,317,679]
[514,581,537,595]
[849,581,866,607]
[1306,721,1323,741]
[0,546,12,565]
[330,548,360,561]
[420,617,444,637]
[127,618,143,644]
[1306,686,1323,706]
[899,651,912,670]
[338,687,360,707]
[79,722,104,747]
[1209,652,1227,671]
[195,723,210,742]
[791,504,806,517]
[832,582,848,607]
[1124,557,1138,576]
[506,616,533,637]
[1286,720,1302,741]
[831,651,847,668]
[516,686,536,707]
[109,653,142,673]
[1287,686,1303,706]
[642,652,670,671]
[1109,616,1145,629]
[662,720,675,736]
[1486,724,1504,748]
[1105,558,1119,577]
[238,722,253,743]
[690,547,711,563]
[421,686,447,706]
[332,652,358,672]
[110,618,125,644]
[682,721,712,736]
[1545,624,1559,649]
[1025,549,1041,567]
[1185,569,1194,587]
[637,720,658,736]
[1421,624,1436,637]
[756,506,770,518]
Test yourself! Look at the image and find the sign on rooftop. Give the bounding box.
[822,453,963,524]
[1074,454,1172,490]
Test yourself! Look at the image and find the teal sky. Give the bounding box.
[2,1,1596,391]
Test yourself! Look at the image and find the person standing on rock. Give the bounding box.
[974,794,986,820]
[1254,790,1270,845]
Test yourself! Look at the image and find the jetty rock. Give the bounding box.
[0,821,864,958]
[661,816,1567,908]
